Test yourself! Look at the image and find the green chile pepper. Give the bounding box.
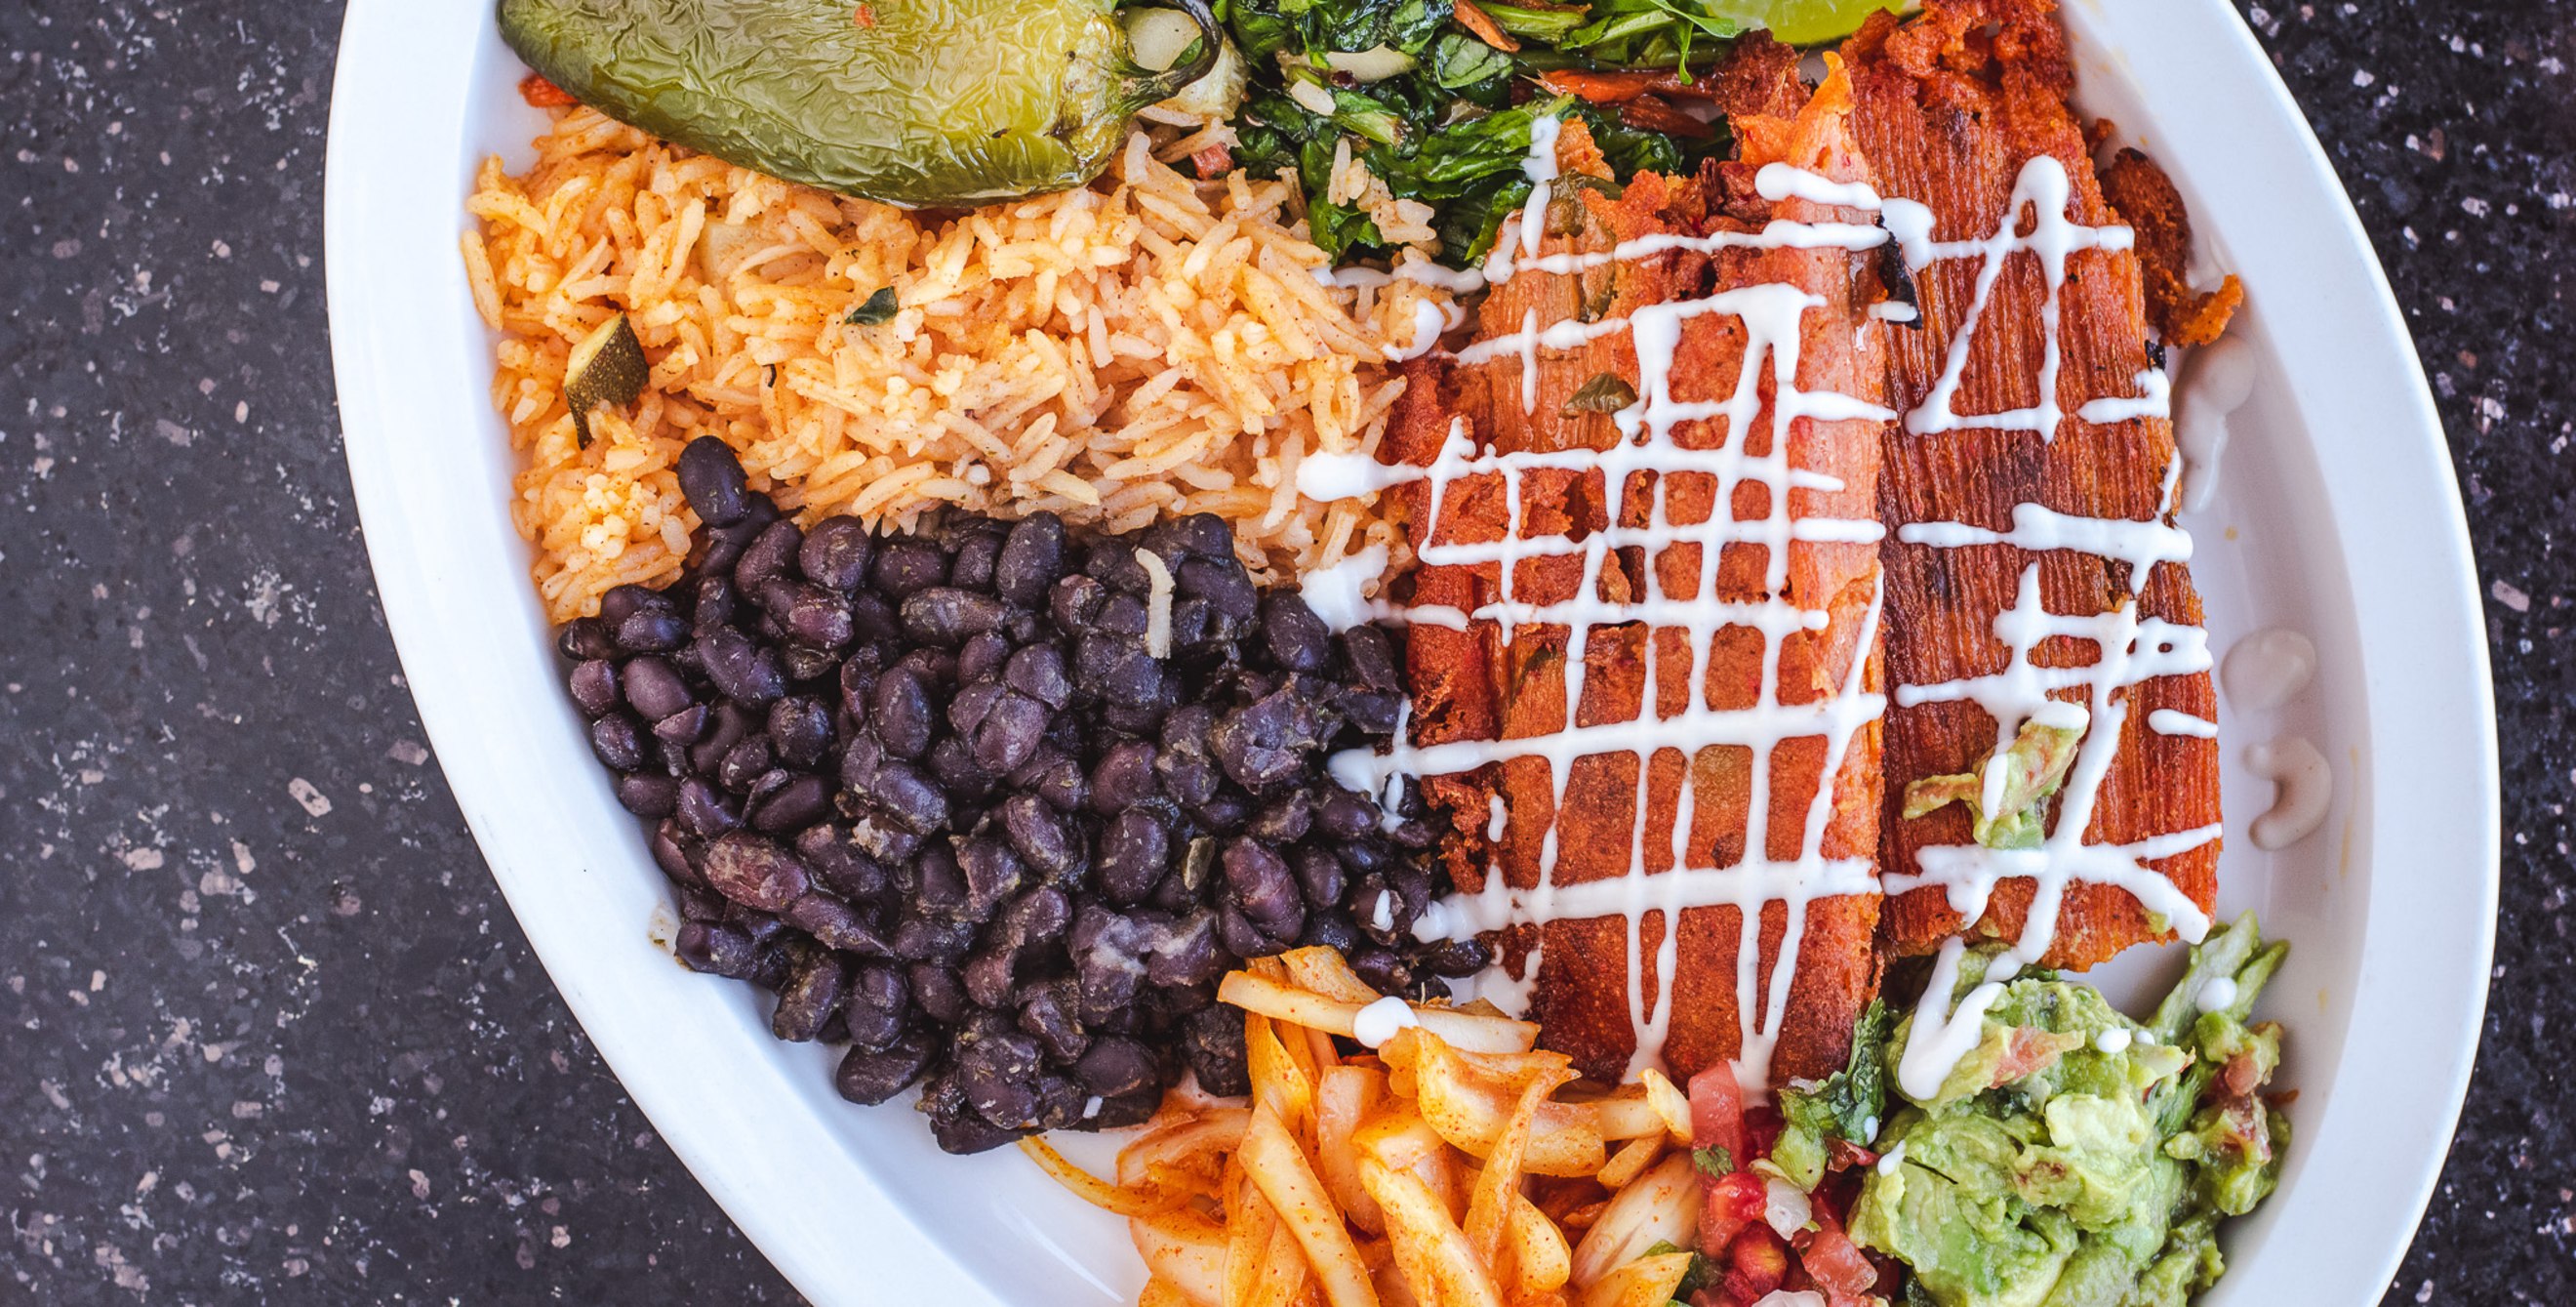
[498,0,1221,208]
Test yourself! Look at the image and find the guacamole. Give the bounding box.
[1835,915,2290,1307]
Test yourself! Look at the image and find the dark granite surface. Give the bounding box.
[0,0,2564,1301]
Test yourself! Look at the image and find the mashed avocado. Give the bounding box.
[1839,916,2290,1307]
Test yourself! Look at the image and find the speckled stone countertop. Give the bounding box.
[2,2,2565,1302]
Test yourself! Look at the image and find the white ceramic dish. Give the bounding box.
[323,2,2499,1302]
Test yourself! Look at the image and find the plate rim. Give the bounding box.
[319,0,2500,1303]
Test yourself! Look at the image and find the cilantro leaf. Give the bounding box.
[845,287,900,326]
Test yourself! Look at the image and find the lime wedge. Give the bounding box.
[1709,0,1916,45]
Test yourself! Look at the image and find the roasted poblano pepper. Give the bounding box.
[497,0,1221,208]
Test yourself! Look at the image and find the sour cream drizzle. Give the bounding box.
[1880,156,2223,1100]
[1307,135,2215,1096]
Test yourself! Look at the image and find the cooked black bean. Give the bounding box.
[835,1031,935,1105]
[617,772,680,819]
[771,944,851,1042]
[677,777,743,840]
[749,773,833,832]
[676,435,752,526]
[798,515,875,591]
[1090,740,1160,813]
[698,628,786,705]
[736,518,803,590]
[559,617,621,661]
[568,659,622,716]
[652,820,701,883]
[560,506,1474,1156]
[1019,982,1089,1063]
[700,833,811,911]
[995,513,1066,606]
[901,587,1009,645]
[1095,808,1169,904]
[786,892,889,957]
[1000,794,1078,878]
[764,696,833,767]
[871,538,948,597]
[1179,1004,1251,1098]
[588,714,647,771]
[718,735,774,794]
[796,825,887,902]
[1260,592,1333,673]
[843,964,909,1051]
[674,921,757,979]
[617,656,689,721]
[907,961,971,1025]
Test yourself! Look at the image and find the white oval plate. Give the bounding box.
[323,2,2497,1302]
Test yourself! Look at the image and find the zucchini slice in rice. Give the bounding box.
[564,312,647,448]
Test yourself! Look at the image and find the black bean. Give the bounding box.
[749,773,833,832]
[1211,686,1325,792]
[676,436,752,526]
[568,659,623,717]
[835,1031,934,1105]
[1019,983,1090,1063]
[962,949,1016,1011]
[1341,624,1400,689]
[589,714,647,772]
[846,810,923,866]
[1189,793,1250,836]
[1000,794,1079,878]
[618,656,690,721]
[615,608,690,654]
[1179,1004,1250,1098]
[1249,793,1313,843]
[843,964,909,1051]
[1003,644,1071,709]
[718,735,775,794]
[737,518,804,590]
[1179,556,1259,623]
[697,628,786,705]
[1420,936,1491,977]
[925,738,993,801]
[953,1018,1044,1127]
[1143,910,1225,987]
[956,631,1012,685]
[901,588,1010,646]
[764,696,833,768]
[848,591,901,644]
[1089,740,1161,813]
[1154,749,1217,809]
[676,884,728,922]
[1348,946,1413,998]
[1291,844,1345,909]
[1074,1037,1160,1099]
[867,664,937,758]
[968,689,1047,774]
[700,832,811,911]
[617,772,679,818]
[994,513,1067,607]
[786,892,890,956]
[691,574,738,633]
[923,1082,1027,1154]
[1303,912,1359,955]
[559,618,621,661]
[1050,573,1106,632]
[675,922,758,978]
[908,961,971,1024]
[798,515,875,591]
[1224,838,1305,942]
[782,583,855,649]
[677,777,743,840]
[990,885,1071,956]
[871,538,948,598]
[1069,911,1148,1018]
[1260,592,1334,673]
[688,700,754,773]
[598,584,669,627]
[771,944,850,1042]
[796,825,888,902]
[955,837,1026,918]
[948,528,1005,593]
[1095,809,1169,904]
[911,842,975,921]
[652,821,701,883]
[1093,592,1150,638]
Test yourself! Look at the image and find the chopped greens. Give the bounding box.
[1903,707,2089,849]
[1203,0,1736,264]
[1690,1144,1735,1176]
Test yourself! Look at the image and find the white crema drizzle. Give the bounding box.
[1304,137,2216,1097]
[1312,128,1897,1089]
[1877,157,2224,1101]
